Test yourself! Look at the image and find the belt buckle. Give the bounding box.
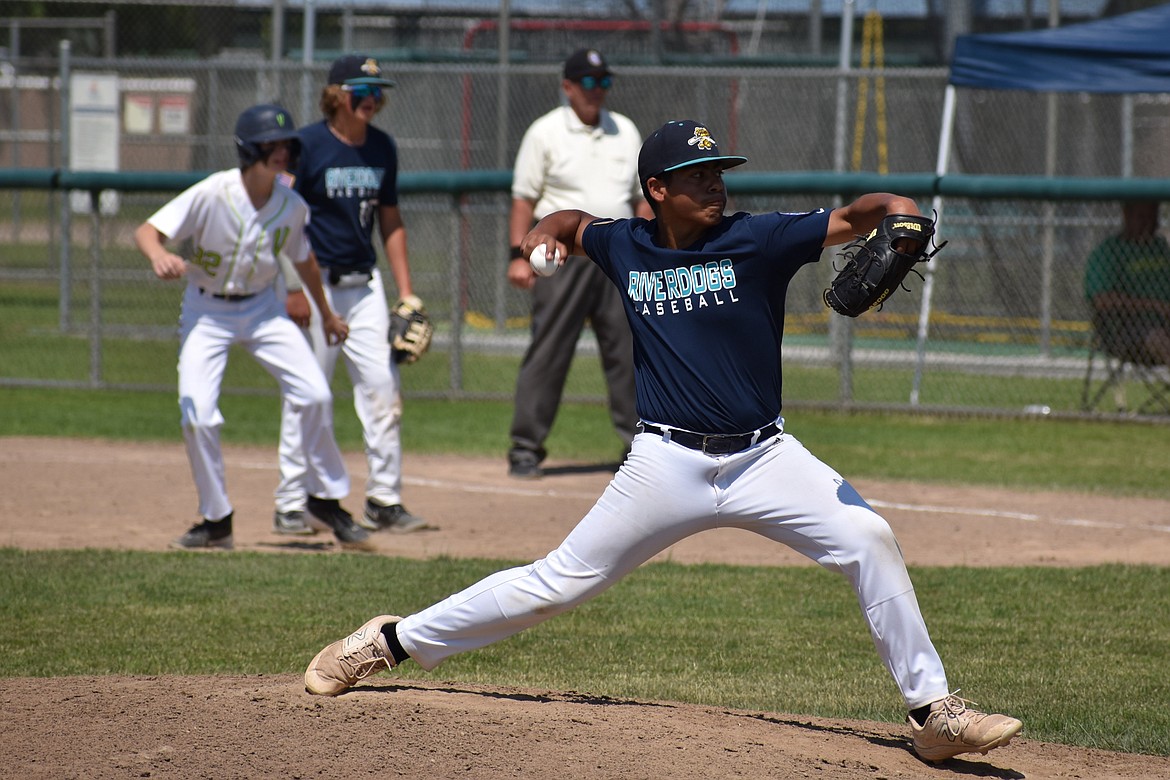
[701,434,735,456]
[333,270,371,287]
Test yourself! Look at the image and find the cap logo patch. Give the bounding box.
[587,51,603,67]
[361,58,381,77]
[276,113,287,127]
[687,127,715,150]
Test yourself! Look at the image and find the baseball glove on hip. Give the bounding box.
[389,295,434,364]
[823,213,946,318]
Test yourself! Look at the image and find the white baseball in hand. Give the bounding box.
[529,244,561,277]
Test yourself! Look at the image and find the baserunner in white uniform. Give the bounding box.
[134,103,370,551]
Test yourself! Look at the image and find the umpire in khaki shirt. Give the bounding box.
[506,48,654,479]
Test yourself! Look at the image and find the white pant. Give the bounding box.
[276,269,403,511]
[398,428,949,710]
[177,285,349,521]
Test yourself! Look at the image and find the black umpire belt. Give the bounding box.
[639,421,782,455]
[198,287,257,301]
[327,268,374,287]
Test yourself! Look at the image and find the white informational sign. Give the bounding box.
[70,72,120,215]
[158,94,191,135]
[123,94,154,134]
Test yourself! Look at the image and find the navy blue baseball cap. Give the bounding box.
[637,120,747,187]
[328,54,396,87]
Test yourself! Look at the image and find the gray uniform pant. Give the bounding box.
[509,256,637,463]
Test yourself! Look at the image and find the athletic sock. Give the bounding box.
[382,624,410,665]
[909,704,933,727]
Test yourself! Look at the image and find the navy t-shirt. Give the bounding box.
[293,120,400,272]
[582,209,830,433]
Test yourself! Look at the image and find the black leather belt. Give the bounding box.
[199,288,256,301]
[327,268,374,286]
[640,421,782,455]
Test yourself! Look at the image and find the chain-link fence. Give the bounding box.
[4,39,1170,418]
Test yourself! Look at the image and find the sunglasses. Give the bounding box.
[577,75,613,91]
[343,84,383,101]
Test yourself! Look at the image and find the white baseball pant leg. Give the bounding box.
[277,269,404,508]
[397,430,949,710]
[181,287,348,521]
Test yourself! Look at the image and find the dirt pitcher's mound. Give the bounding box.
[5,675,1169,780]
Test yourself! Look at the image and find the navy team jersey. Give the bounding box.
[293,120,400,272]
[582,209,830,433]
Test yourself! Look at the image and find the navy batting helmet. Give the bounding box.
[234,104,301,169]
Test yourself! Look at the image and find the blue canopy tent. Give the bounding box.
[950,4,1170,93]
[911,3,1170,403]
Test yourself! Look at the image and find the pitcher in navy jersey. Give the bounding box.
[303,120,1022,764]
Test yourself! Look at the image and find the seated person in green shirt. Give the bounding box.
[1084,200,1170,365]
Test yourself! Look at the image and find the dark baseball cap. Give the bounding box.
[637,120,748,186]
[328,54,396,87]
[563,48,612,80]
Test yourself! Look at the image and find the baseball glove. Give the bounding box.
[389,295,434,364]
[823,213,946,318]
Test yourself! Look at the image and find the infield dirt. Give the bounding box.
[2,436,1169,779]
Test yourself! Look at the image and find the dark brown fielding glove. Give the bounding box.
[823,213,946,318]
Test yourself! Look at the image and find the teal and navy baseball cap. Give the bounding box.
[328,54,396,88]
[637,120,747,188]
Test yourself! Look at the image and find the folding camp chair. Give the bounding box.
[1081,314,1170,415]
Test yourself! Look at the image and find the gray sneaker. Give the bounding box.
[306,496,373,551]
[272,509,318,536]
[171,515,234,550]
[361,500,430,533]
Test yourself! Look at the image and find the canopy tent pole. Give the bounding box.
[829,0,856,404]
[910,83,956,405]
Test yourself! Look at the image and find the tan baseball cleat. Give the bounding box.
[304,615,403,696]
[909,694,1023,762]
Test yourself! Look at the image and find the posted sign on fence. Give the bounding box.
[69,71,120,215]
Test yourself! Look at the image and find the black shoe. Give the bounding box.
[171,514,234,550]
[508,451,543,479]
[306,497,372,550]
[360,500,430,533]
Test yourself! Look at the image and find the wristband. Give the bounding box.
[510,245,524,261]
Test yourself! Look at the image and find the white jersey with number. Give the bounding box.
[148,168,311,296]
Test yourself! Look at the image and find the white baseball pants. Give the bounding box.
[177,285,349,521]
[276,269,404,511]
[397,428,950,710]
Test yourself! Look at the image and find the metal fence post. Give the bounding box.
[58,39,72,334]
[8,20,22,241]
[449,194,465,393]
[88,189,103,387]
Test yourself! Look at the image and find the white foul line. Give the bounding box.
[866,499,1144,533]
